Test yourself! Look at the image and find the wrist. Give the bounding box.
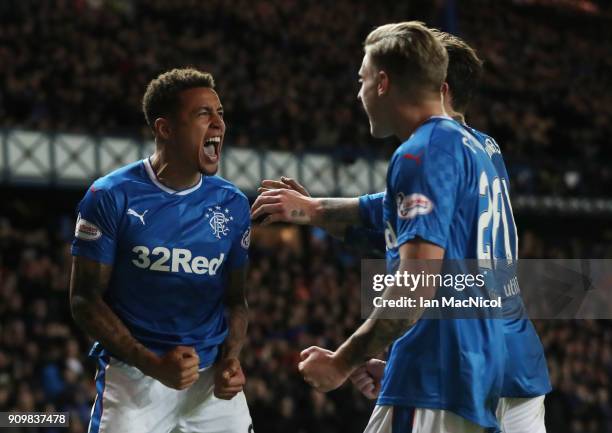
[132,349,161,376]
[332,349,355,377]
[310,198,325,226]
[221,343,242,360]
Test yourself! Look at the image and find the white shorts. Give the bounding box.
[363,405,486,433]
[496,396,546,433]
[88,356,253,433]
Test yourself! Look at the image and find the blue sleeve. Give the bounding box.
[71,183,120,265]
[390,142,461,249]
[358,192,385,230]
[227,194,250,269]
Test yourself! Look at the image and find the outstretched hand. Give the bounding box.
[251,177,317,226]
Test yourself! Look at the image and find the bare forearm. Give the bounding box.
[335,249,440,369]
[312,198,361,232]
[336,318,414,369]
[223,266,249,359]
[71,295,157,371]
[222,303,248,359]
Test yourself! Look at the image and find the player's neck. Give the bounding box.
[149,150,201,192]
[394,99,446,141]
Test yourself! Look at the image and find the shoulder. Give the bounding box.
[205,175,249,206]
[428,118,469,154]
[91,160,144,196]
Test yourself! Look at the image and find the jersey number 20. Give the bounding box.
[477,171,517,268]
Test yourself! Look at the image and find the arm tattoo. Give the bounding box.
[317,198,361,224]
[336,252,439,369]
[222,267,249,359]
[291,209,306,218]
[337,318,415,367]
[69,257,156,370]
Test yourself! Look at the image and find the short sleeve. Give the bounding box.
[71,184,120,265]
[226,195,251,269]
[358,192,385,230]
[391,144,461,249]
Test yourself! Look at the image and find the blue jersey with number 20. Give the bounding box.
[354,122,551,401]
[378,116,506,429]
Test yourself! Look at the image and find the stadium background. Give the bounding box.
[1,0,612,432]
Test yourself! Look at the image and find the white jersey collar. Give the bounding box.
[143,158,203,196]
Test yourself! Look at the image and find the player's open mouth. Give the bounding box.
[203,136,221,163]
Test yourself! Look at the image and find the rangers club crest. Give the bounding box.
[206,206,233,239]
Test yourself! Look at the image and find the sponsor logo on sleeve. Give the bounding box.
[396,192,433,220]
[75,213,102,241]
[241,227,251,249]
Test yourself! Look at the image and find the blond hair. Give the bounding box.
[364,21,448,97]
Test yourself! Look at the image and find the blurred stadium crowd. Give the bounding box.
[1,0,611,197]
[0,196,611,433]
[1,0,611,432]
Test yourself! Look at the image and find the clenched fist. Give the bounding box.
[147,346,200,390]
[214,357,246,400]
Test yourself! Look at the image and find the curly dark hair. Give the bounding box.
[142,68,215,130]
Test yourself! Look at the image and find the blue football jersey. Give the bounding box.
[378,116,506,429]
[354,125,551,399]
[465,126,551,398]
[71,158,251,368]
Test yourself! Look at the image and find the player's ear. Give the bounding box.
[154,118,172,141]
[377,70,389,96]
[441,82,450,98]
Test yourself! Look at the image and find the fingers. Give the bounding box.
[281,177,309,196]
[174,345,197,357]
[251,202,285,222]
[215,387,243,400]
[349,366,369,383]
[300,346,319,360]
[353,373,374,392]
[215,364,245,399]
[180,354,200,370]
[178,371,200,389]
[260,213,286,226]
[251,194,282,209]
[261,180,292,190]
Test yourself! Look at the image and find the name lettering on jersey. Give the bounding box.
[127,208,148,225]
[484,138,501,158]
[74,213,102,241]
[396,192,433,220]
[461,131,485,155]
[131,246,225,275]
[206,206,233,239]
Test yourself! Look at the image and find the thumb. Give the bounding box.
[176,346,197,357]
[300,346,317,360]
[223,359,240,378]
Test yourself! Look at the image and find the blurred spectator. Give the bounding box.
[0,0,611,197]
